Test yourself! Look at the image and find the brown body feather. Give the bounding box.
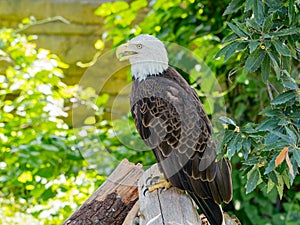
[130,66,232,225]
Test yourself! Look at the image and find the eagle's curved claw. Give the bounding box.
[144,175,172,193]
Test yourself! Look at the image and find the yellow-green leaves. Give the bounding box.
[95,2,129,17]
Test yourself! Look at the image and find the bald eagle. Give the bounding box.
[116,34,232,225]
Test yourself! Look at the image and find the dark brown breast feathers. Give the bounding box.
[130,66,232,205]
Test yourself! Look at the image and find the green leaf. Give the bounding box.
[282,56,292,73]
[288,0,295,25]
[218,116,237,126]
[228,140,237,159]
[215,41,247,62]
[41,188,57,201]
[131,0,148,11]
[263,14,273,33]
[273,40,293,57]
[37,167,53,178]
[243,156,261,165]
[227,22,248,37]
[275,172,284,199]
[261,55,270,82]
[41,144,59,152]
[265,132,278,145]
[223,0,244,15]
[94,3,113,17]
[245,0,255,11]
[264,154,277,174]
[256,117,280,131]
[291,148,300,167]
[272,131,292,144]
[246,166,262,194]
[269,27,300,37]
[253,0,264,24]
[111,1,130,13]
[246,18,261,32]
[249,41,260,53]
[233,19,251,36]
[222,130,235,144]
[271,90,296,105]
[244,48,265,73]
[282,76,298,90]
[267,50,280,79]
[267,178,275,193]
[285,127,297,145]
[261,107,282,117]
[282,170,291,189]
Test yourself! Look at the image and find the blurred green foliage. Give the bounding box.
[1,0,299,224]
[0,26,154,224]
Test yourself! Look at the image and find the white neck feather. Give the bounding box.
[131,62,168,80]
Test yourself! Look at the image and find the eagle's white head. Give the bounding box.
[116,34,169,81]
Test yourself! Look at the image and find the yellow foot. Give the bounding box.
[144,176,172,195]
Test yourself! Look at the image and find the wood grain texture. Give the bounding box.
[138,163,202,225]
[63,159,144,225]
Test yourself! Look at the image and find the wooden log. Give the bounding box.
[63,159,144,225]
[121,200,140,225]
[138,163,202,225]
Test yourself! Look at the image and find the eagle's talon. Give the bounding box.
[143,187,149,196]
[145,175,172,193]
[145,175,160,186]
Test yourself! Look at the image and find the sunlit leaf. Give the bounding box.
[17,171,33,183]
[131,0,148,11]
[275,147,288,167]
[84,116,96,125]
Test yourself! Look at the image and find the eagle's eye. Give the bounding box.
[136,44,143,49]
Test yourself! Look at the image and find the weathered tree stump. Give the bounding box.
[63,159,144,225]
[63,160,241,225]
[138,164,202,225]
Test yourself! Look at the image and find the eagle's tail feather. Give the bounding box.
[188,191,224,225]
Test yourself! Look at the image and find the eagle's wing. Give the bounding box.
[130,68,232,225]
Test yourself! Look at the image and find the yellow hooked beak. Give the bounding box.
[116,43,138,61]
